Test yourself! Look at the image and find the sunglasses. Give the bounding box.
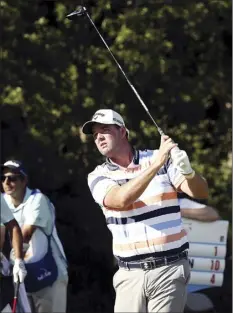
[1,174,22,183]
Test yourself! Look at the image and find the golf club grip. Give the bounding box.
[159,133,180,156]
[14,281,20,296]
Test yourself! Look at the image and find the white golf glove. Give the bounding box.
[13,258,27,283]
[171,149,195,177]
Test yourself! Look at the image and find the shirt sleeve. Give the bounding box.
[24,193,51,229]
[88,169,118,207]
[166,158,186,189]
[1,194,14,224]
[179,198,206,210]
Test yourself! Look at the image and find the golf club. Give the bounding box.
[67,5,182,158]
[12,281,20,313]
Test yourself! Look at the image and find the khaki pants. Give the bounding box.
[29,276,68,313]
[113,258,190,313]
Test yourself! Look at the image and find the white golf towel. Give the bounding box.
[18,283,32,313]
[1,304,12,313]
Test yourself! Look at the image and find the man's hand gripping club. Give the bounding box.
[13,258,27,283]
[161,136,195,179]
[11,246,28,283]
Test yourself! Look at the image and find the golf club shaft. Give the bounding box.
[84,9,181,157]
[67,6,181,157]
[83,10,165,136]
[12,281,20,313]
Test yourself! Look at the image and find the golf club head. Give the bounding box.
[66,6,87,19]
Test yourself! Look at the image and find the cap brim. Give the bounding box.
[82,120,118,135]
[1,164,27,176]
[82,121,130,138]
[1,164,16,170]
[81,121,97,135]
[1,164,19,173]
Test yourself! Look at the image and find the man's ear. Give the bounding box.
[23,176,28,186]
[120,127,127,138]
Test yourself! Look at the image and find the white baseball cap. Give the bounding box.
[82,109,129,135]
[1,160,27,176]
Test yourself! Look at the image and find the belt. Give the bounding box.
[118,250,188,271]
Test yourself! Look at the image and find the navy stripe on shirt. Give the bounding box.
[106,205,180,225]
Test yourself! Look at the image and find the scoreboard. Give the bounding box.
[182,218,229,293]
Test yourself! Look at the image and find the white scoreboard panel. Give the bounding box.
[182,218,229,293]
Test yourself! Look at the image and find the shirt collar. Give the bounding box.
[22,187,32,204]
[106,148,139,171]
[5,187,32,212]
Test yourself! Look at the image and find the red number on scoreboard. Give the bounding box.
[211,260,220,271]
[210,274,215,284]
[214,246,218,256]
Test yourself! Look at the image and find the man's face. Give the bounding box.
[92,123,124,157]
[2,169,27,197]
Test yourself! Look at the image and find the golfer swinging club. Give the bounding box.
[82,109,208,313]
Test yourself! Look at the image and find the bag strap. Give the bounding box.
[44,195,68,264]
[29,190,54,238]
[30,190,67,264]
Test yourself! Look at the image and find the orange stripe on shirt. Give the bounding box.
[113,229,186,252]
[106,191,177,211]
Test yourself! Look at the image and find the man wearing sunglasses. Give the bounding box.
[1,160,68,313]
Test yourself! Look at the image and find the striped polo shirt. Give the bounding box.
[88,149,189,262]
